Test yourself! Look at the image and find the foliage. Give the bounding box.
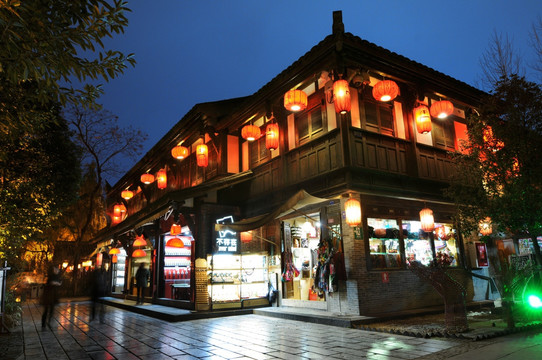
[2,289,22,329]
[446,75,542,263]
[0,0,136,131]
[0,100,81,265]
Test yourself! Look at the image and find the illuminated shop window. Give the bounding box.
[368,218,401,269]
[402,220,433,266]
[433,223,458,267]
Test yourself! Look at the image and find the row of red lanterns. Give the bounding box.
[240,122,279,150]
[415,100,454,134]
[171,143,209,167]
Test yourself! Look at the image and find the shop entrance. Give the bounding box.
[281,212,325,304]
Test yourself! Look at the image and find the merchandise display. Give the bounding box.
[164,235,193,300]
[207,253,268,306]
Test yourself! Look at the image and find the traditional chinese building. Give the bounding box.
[92,11,489,315]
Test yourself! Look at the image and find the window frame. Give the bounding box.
[359,87,395,137]
[366,217,460,270]
[295,89,326,146]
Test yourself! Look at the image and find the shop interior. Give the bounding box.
[282,212,324,301]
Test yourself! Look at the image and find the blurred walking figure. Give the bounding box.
[41,265,62,329]
[135,263,149,305]
[91,267,108,323]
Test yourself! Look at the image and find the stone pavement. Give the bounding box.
[3,300,461,360]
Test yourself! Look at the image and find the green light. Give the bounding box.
[527,295,542,308]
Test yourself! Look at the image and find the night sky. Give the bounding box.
[90,1,541,185]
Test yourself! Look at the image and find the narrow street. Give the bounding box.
[10,301,460,360]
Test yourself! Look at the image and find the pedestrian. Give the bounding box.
[41,265,62,329]
[135,263,149,305]
[91,267,107,323]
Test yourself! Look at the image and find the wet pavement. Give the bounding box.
[5,300,462,359]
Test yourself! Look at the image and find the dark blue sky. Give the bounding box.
[94,1,541,185]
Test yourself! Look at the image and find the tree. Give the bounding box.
[57,104,146,294]
[447,75,542,327]
[0,0,135,132]
[0,99,81,268]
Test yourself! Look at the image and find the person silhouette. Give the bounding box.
[41,265,62,329]
[90,267,107,323]
[135,263,149,305]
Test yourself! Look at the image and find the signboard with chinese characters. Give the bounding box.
[215,216,238,253]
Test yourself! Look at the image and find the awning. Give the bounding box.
[214,189,337,233]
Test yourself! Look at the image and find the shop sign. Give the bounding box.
[381,272,389,283]
[353,226,363,240]
[475,242,488,267]
[215,216,238,253]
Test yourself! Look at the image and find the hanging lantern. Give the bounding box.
[118,203,126,214]
[141,173,155,184]
[170,224,181,235]
[121,190,134,200]
[372,80,399,102]
[171,145,189,160]
[109,247,120,255]
[345,196,362,226]
[113,204,123,217]
[96,252,103,267]
[479,217,492,236]
[111,255,118,264]
[166,237,185,248]
[415,105,432,134]
[112,215,121,224]
[156,169,167,189]
[265,123,279,150]
[333,79,351,114]
[133,235,147,247]
[284,89,308,112]
[132,249,146,257]
[241,124,261,141]
[196,143,208,167]
[240,231,253,243]
[430,100,454,119]
[419,208,435,232]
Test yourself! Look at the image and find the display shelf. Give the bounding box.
[207,253,269,304]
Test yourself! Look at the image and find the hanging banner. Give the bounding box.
[475,242,488,267]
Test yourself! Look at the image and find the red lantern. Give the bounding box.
[333,79,351,114]
[415,105,432,134]
[241,124,261,141]
[121,190,134,200]
[170,224,181,235]
[196,144,208,167]
[284,89,308,112]
[265,123,279,150]
[141,173,155,184]
[96,252,103,267]
[111,255,118,264]
[430,100,454,119]
[109,247,120,255]
[113,204,125,222]
[113,204,122,217]
[372,80,399,102]
[133,235,147,247]
[132,249,146,258]
[240,231,253,243]
[156,169,167,189]
[171,145,189,160]
[420,208,435,232]
[166,237,185,248]
[345,196,361,226]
